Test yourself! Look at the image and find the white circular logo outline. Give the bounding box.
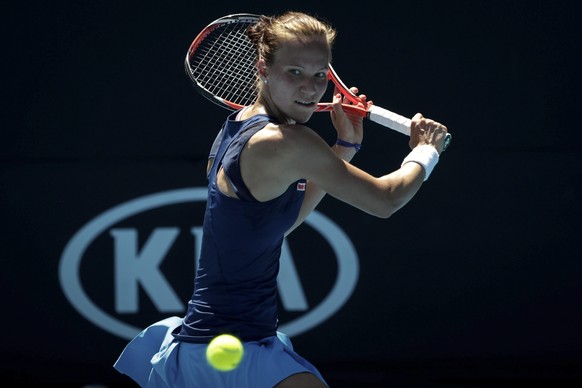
[59,188,359,339]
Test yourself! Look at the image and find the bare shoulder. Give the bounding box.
[249,122,327,158]
[240,122,335,198]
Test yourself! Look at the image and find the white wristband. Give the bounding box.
[401,145,439,181]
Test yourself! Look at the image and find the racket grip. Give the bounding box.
[368,105,411,136]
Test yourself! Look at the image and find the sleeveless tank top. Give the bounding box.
[175,111,307,342]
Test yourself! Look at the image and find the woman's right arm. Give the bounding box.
[287,113,448,220]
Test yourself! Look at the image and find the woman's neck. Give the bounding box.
[246,99,295,124]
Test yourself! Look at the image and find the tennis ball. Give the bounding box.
[206,334,244,372]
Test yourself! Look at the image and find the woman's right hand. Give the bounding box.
[409,113,449,154]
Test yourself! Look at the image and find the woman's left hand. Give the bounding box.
[330,86,370,144]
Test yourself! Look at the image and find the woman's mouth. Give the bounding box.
[295,100,316,107]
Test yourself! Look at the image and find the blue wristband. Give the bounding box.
[336,138,361,152]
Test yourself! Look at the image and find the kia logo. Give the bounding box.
[59,188,359,340]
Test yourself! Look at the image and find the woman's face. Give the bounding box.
[263,38,330,124]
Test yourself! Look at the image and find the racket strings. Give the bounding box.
[189,22,258,107]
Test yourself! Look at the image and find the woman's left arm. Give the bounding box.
[285,87,367,236]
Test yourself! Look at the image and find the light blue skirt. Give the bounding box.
[113,317,328,387]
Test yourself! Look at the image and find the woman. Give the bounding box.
[115,11,449,388]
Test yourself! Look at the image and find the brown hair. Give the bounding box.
[247,11,337,66]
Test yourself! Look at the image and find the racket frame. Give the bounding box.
[185,13,451,150]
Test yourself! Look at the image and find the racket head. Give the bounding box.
[185,13,261,111]
[327,65,364,106]
[313,64,370,117]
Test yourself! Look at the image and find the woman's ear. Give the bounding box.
[257,59,267,77]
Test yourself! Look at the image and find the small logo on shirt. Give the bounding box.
[296,182,306,191]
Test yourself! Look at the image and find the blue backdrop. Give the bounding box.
[2,1,581,386]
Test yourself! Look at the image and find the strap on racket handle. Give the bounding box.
[367,105,411,135]
[368,105,452,151]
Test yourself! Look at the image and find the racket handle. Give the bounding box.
[367,105,411,136]
[368,106,452,151]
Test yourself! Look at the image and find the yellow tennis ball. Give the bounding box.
[206,334,244,372]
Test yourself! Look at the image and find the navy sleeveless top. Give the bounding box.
[175,111,307,343]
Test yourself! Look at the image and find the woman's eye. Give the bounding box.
[289,69,301,76]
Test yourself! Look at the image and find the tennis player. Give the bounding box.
[114,11,449,387]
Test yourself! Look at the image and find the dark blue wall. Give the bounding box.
[2,1,581,386]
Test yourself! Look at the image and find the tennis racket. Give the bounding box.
[185,13,451,151]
